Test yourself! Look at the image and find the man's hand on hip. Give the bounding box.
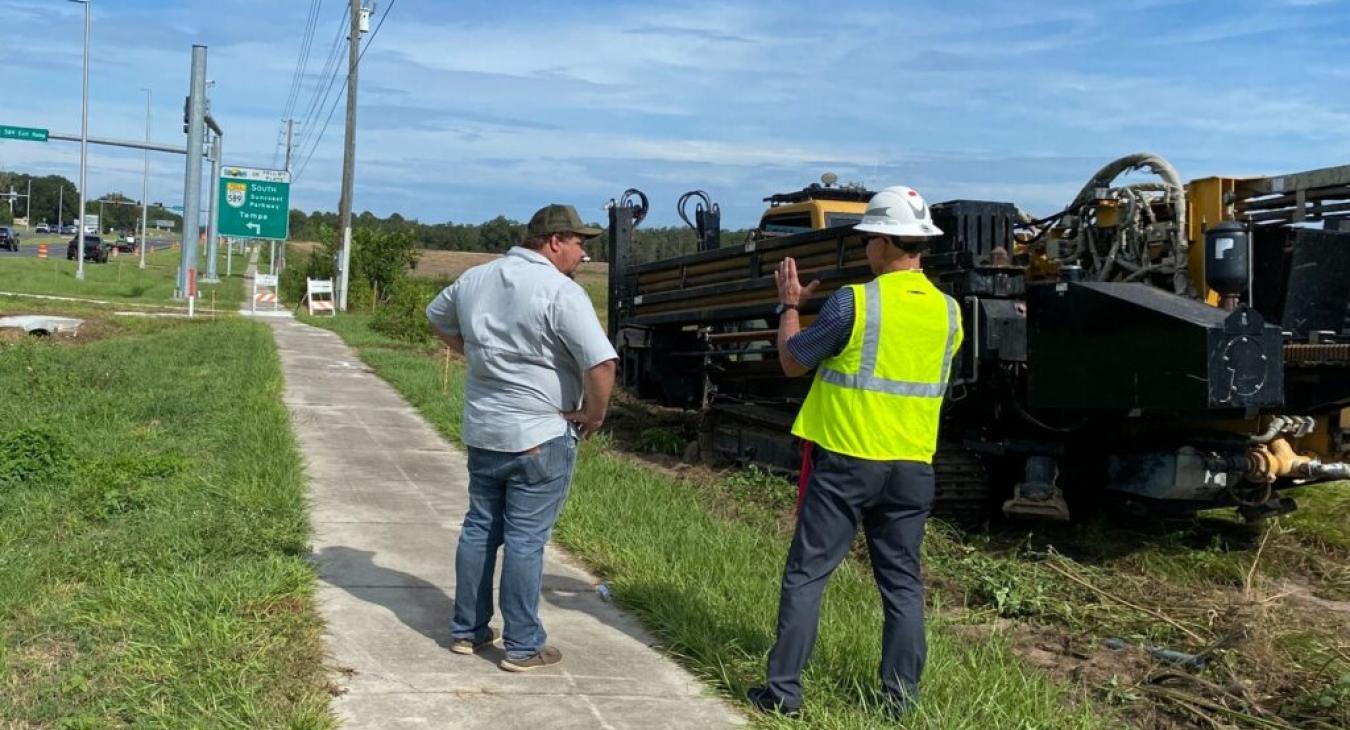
[563,359,617,439]
[562,409,605,438]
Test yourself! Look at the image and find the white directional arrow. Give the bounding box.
[246,222,262,235]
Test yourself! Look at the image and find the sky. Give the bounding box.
[1,0,1348,228]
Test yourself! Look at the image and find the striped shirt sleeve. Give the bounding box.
[786,288,855,369]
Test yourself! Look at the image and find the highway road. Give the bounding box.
[0,236,177,260]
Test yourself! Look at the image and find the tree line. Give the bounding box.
[1,167,751,263]
[0,170,183,233]
[288,208,753,265]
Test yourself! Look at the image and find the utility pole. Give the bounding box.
[58,185,64,228]
[283,118,295,172]
[336,0,367,311]
[277,119,295,273]
[140,88,151,269]
[25,180,31,228]
[177,45,208,300]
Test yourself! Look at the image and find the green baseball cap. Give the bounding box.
[526,204,603,239]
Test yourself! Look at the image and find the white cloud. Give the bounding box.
[3,0,1348,227]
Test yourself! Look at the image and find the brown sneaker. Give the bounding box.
[449,628,499,655]
[499,646,563,672]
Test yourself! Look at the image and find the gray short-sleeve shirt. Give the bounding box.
[426,247,617,452]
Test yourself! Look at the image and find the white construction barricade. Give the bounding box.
[252,273,280,313]
[305,278,336,316]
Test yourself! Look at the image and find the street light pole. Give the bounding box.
[70,0,91,281]
[140,87,150,269]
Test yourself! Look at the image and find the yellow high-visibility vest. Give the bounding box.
[791,270,963,463]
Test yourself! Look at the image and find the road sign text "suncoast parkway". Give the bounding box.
[217,166,290,241]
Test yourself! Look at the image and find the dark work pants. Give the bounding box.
[766,446,935,708]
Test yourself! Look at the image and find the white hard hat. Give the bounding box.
[854,186,943,238]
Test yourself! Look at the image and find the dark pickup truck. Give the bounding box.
[66,235,107,263]
[0,226,18,252]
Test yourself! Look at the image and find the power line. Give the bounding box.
[294,0,397,184]
[292,4,351,157]
[282,0,323,121]
[275,0,324,167]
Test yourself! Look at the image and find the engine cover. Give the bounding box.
[1027,282,1284,412]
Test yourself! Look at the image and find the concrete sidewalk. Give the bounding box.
[267,318,744,729]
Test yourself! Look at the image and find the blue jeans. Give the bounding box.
[450,432,579,660]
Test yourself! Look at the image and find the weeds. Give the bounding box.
[0,425,72,491]
[638,426,686,456]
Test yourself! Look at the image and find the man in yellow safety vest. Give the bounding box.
[748,185,963,718]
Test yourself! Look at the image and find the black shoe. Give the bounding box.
[746,686,801,717]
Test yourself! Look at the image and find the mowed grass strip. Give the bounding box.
[0,247,245,308]
[0,318,332,728]
[303,312,1105,729]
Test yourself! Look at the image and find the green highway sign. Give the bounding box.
[217,166,290,241]
[0,125,48,142]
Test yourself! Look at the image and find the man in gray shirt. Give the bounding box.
[425,203,617,672]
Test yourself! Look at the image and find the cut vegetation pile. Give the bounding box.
[305,307,1350,730]
[0,313,331,727]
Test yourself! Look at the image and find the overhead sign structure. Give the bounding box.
[0,125,48,143]
[217,166,290,241]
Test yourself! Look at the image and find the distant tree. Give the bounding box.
[352,226,420,304]
[289,209,309,239]
[479,215,521,252]
[274,203,754,266]
[0,171,78,226]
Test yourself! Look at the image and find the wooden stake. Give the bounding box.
[442,346,451,394]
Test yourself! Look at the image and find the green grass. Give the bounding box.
[0,317,332,727]
[0,246,245,309]
[301,312,1106,729]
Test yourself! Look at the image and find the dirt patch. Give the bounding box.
[0,312,121,345]
[921,522,1350,729]
[408,249,608,290]
[950,619,1181,727]
[61,317,119,344]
